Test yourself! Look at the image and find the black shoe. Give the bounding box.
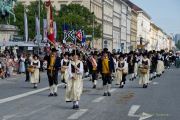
[25,80,29,82]
[107,92,111,96]
[48,93,54,97]
[66,101,72,103]
[93,85,96,89]
[34,86,37,89]
[103,92,107,96]
[75,105,79,110]
[54,93,58,96]
[143,84,145,88]
[119,85,124,88]
[72,105,76,109]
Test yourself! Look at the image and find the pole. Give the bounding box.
[38,0,41,55]
[92,12,95,49]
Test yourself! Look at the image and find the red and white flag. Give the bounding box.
[45,0,56,46]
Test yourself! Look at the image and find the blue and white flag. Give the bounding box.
[24,8,28,42]
[43,19,48,43]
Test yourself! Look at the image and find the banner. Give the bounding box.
[24,8,28,42]
[53,21,57,40]
[45,0,55,46]
[43,19,48,43]
[35,16,40,36]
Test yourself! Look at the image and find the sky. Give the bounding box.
[130,0,180,35]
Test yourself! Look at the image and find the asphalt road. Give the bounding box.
[0,68,179,120]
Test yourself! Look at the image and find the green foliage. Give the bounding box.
[58,4,102,42]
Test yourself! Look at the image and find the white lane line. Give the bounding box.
[128,105,140,117]
[152,82,159,85]
[0,83,63,104]
[109,88,117,93]
[68,109,88,120]
[2,105,51,120]
[92,96,105,103]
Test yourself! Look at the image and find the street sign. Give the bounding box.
[86,35,92,38]
[76,30,83,41]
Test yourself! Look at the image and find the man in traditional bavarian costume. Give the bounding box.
[98,48,115,96]
[139,53,150,88]
[116,54,128,88]
[88,51,98,88]
[46,48,61,97]
[66,50,84,109]
[61,52,70,88]
[127,52,135,81]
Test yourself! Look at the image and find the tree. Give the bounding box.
[58,4,102,42]
[0,2,102,42]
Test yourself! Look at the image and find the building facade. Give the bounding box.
[150,22,159,50]
[130,9,137,51]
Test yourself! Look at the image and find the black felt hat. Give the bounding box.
[51,48,58,52]
[71,50,80,56]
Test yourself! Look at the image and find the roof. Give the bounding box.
[122,0,151,19]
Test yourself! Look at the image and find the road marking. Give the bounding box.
[92,96,105,103]
[2,105,51,120]
[68,109,88,119]
[152,82,159,85]
[0,84,63,104]
[128,105,153,120]
[128,105,140,117]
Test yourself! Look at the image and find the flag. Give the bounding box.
[53,21,57,40]
[35,16,40,36]
[45,0,55,46]
[43,19,48,43]
[24,7,28,42]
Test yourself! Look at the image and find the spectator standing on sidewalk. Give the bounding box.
[19,54,26,74]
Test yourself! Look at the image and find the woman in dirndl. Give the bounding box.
[66,50,84,110]
[61,52,70,88]
[139,53,150,88]
[116,54,128,88]
[30,55,40,89]
[156,52,163,77]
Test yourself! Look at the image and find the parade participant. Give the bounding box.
[134,53,139,79]
[25,54,31,82]
[127,52,135,81]
[156,52,164,77]
[65,50,84,109]
[98,48,115,96]
[88,51,98,88]
[61,52,70,88]
[30,55,40,89]
[116,54,128,88]
[46,48,61,97]
[139,53,150,88]
[149,52,157,80]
